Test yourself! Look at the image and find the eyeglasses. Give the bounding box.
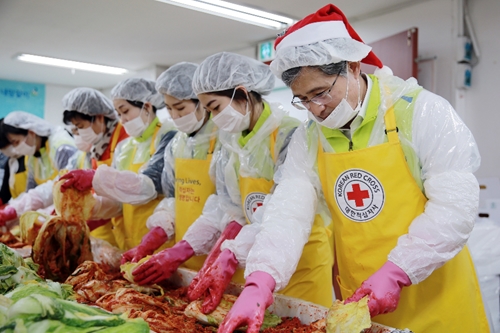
[291,67,342,110]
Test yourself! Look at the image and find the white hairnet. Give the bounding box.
[192,52,275,95]
[62,87,117,120]
[156,62,198,100]
[270,38,372,79]
[4,111,53,137]
[111,78,165,109]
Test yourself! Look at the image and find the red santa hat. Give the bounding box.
[270,4,383,78]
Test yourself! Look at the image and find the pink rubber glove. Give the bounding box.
[345,261,411,317]
[188,221,243,300]
[132,240,194,285]
[189,249,238,314]
[0,206,17,226]
[59,169,96,192]
[218,271,276,333]
[121,227,169,265]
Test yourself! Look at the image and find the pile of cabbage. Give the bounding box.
[0,244,149,332]
[20,178,95,282]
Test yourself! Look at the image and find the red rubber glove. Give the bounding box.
[121,227,169,265]
[59,169,96,192]
[345,261,411,317]
[132,240,194,285]
[218,271,276,333]
[188,221,243,299]
[0,206,17,226]
[86,219,110,232]
[189,249,238,314]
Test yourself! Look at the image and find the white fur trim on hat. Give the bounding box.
[276,21,350,51]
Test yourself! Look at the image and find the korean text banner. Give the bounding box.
[0,79,45,118]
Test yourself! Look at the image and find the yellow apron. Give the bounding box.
[89,123,124,248]
[33,141,58,185]
[239,129,332,307]
[117,125,174,251]
[174,136,217,271]
[318,107,489,332]
[9,156,28,198]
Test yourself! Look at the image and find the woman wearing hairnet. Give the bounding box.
[61,87,129,246]
[132,52,333,314]
[60,78,177,251]
[121,62,219,273]
[0,131,27,202]
[0,111,77,226]
[62,88,128,168]
[220,4,488,333]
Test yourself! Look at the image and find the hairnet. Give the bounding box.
[62,87,117,120]
[270,38,372,79]
[156,62,199,100]
[269,4,382,79]
[192,52,275,96]
[4,111,53,137]
[111,78,165,109]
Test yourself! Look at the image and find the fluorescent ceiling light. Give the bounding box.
[156,0,295,30]
[16,54,128,75]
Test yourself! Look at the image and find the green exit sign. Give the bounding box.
[257,39,276,62]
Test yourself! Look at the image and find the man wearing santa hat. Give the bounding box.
[219,4,489,333]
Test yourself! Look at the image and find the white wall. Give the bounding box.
[353,0,457,103]
[351,0,499,178]
[43,84,75,127]
[461,0,500,178]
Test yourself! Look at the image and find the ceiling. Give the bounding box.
[0,0,428,89]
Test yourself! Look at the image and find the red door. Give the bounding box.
[361,28,418,80]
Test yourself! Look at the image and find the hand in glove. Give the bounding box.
[189,249,238,314]
[121,227,169,265]
[60,169,96,192]
[218,271,276,333]
[345,261,411,317]
[132,240,194,285]
[0,206,17,226]
[188,221,243,299]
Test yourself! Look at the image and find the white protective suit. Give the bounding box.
[247,66,481,289]
[5,112,77,217]
[145,119,218,239]
[182,102,300,260]
[92,121,176,219]
[89,77,177,218]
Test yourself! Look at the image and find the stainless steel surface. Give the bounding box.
[169,268,413,332]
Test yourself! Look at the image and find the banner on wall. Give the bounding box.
[0,79,45,119]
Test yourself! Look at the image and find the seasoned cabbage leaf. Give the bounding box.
[326,297,371,333]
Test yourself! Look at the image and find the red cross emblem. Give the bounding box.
[347,183,370,207]
[253,202,263,212]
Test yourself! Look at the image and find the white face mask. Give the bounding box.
[123,106,149,137]
[78,122,103,145]
[212,89,250,133]
[14,137,36,156]
[173,105,205,134]
[310,76,361,130]
[74,135,93,152]
[0,145,20,158]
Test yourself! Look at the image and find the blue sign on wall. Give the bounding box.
[0,79,45,119]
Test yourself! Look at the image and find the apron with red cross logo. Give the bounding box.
[239,128,333,307]
[318,103,488,332]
